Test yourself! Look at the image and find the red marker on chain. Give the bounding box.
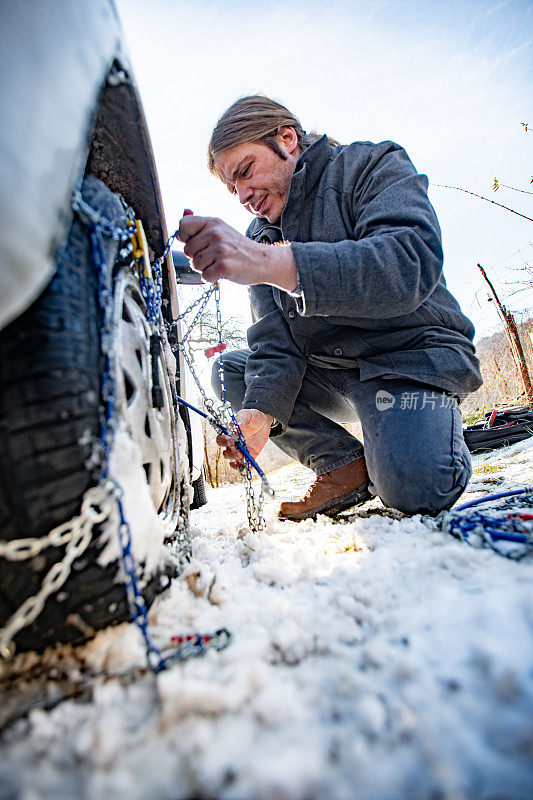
[204,342,227,359]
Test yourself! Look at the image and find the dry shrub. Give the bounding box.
[461,317,533,416]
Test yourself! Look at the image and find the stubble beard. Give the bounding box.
[265,167,293,224]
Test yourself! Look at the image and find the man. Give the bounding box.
[178,95,482,519]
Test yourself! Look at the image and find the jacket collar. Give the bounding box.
[281,135,332,234]
[247,219,283,243]
[294,134,332,198]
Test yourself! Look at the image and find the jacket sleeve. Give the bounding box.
[241,283,307,428]
[291,143,444,319]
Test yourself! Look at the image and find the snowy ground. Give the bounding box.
[1,441,532,800]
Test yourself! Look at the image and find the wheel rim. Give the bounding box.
[112,269,179,533]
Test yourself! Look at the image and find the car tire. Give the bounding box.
[0,175,190,655]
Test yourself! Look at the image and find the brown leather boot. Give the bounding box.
[278,456,371,521]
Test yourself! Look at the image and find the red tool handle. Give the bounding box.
[174,209,194,238]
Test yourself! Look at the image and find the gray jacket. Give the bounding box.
[243,135,482,427]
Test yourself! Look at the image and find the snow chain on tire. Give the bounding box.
[0,175,231,668]
[0,484,115,659]
[0,176,183,659]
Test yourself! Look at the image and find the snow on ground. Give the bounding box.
[1,441,532,800]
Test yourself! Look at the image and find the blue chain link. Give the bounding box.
[137,259,163,325]
[137,226,188,326]
[438,488,533,560]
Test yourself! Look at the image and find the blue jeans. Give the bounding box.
[212,350,472,515]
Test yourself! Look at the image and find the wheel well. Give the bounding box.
[85,61,169,263]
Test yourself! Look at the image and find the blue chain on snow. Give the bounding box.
[82,212,231,673]
[437,487,533,560]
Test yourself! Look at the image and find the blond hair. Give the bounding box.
[207,95,339,174]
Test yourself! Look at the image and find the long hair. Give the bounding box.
[207,95,339,174]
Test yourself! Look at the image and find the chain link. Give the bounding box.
[0,522,79,561]
[180,287,217,344]
[90,221,231,669]
[137,256,163,326]
[171,281,216,325]
[438,489,533,560]
[0,484,115,660]
[170,278,272,532]
[72,191,134,241]
[214,283,268,531]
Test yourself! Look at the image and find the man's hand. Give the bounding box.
[216,409,273,470]
[178,214,297,291]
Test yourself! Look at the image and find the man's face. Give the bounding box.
[214,128,300,224]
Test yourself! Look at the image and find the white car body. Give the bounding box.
[0,0,204,481]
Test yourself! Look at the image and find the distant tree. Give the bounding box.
[184,310,248,364]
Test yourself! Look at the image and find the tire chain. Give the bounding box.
[438,489,533,560]
[0,484,115,660]
[0,198,231,666]
[171,284,270,533]
[91,217,231,671]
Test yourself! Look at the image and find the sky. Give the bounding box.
[115,0,533,342]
